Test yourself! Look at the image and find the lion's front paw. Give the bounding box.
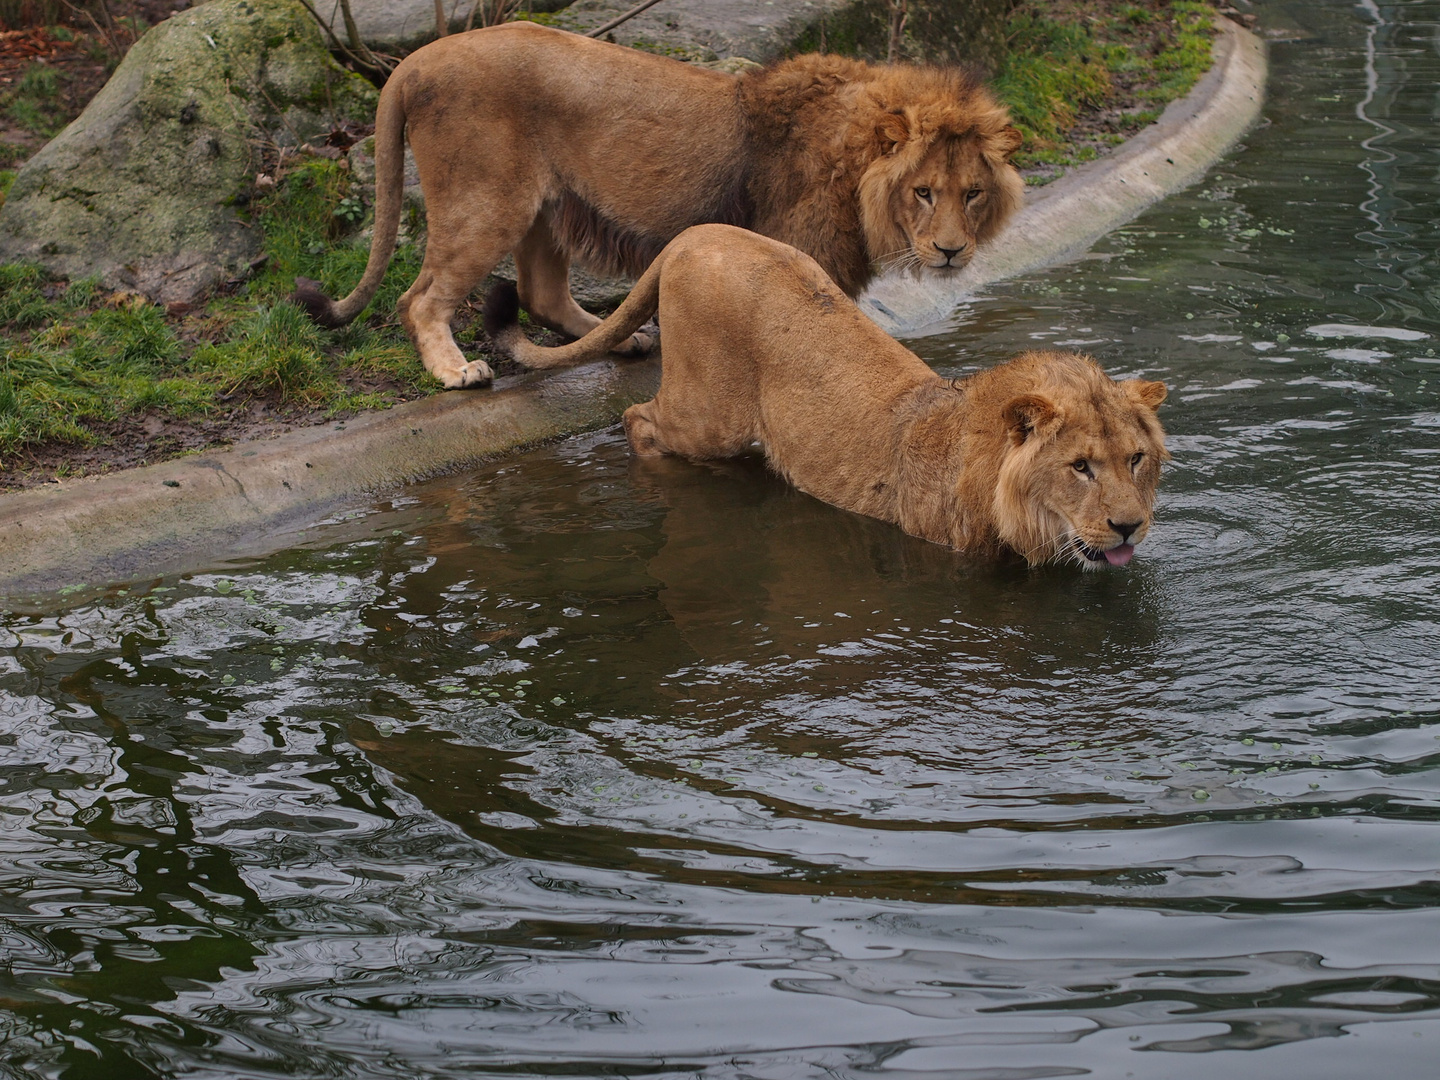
[439,359,495,389]
[623,403,666,456]
[612,331,653,358]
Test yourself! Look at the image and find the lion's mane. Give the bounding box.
[740,55,1024,293]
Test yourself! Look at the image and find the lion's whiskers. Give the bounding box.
[1048,528,1089,569]
[1018,529,1066,566]
[875,247,923,275]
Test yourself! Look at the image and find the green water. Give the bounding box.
[3,2,1440,1076]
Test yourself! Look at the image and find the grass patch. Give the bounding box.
[1147,2,1217,103]
[993,14,1121,147]
[993,0,1217,176]
[0,155,440,474]
[1,62,72,138]
[0,284,207,454]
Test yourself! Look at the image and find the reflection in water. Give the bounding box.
[4,2,1440,1075]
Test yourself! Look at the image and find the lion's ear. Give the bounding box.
[1003,393,1060,446]
[876,111,910,155]
[1123,379,1168,410]
[991,125,1024,160]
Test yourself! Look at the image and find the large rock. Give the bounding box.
[308,0,573,54]
[555,0,1011,68]
[555,0,855,63]
[308,0,467,54]
[0,0,378,302]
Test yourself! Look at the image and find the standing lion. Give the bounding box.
[293,21,1024,388]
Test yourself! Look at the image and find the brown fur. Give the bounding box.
[485,226,1169,568]
[293,22,1023,389]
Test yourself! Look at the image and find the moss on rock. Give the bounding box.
[0,0,377,304]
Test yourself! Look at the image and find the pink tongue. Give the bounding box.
[1104,544,1135,567]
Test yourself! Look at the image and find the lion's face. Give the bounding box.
[896,136,1021,271]
[991,357,1169,569]
[859,110,1024,278]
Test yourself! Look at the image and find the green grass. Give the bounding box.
[993,0,1215,174]
[993,14,1121,148]
[2,63,71,138]
[0,274,207,453]
[1147,2,1217,103]
[0,157,435,463]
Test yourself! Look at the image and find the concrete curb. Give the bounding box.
[860,18,1266,333]
[0,19,1266,602]
[0,361,659,600]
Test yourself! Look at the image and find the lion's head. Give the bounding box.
[990,352,1169,569]
[739,57,1025,296]
[857,71,1024,278]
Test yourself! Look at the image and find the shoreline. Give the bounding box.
[0,19,1267,603]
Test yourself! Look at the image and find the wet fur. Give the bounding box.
[485,225,1169,566]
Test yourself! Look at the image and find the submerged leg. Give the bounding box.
[623,401,670,457]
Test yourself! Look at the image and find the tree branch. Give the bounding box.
[584,0,672,40]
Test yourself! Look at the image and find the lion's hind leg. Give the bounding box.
[397,205,536,389]
[516,217,652,357]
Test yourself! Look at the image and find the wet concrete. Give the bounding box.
[0,360,660,600]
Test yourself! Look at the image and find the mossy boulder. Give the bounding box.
[0,0,378,303]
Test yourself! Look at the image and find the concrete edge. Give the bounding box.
[860,18,1267,333]
[0,19,1268,603]
[0,360,659,601]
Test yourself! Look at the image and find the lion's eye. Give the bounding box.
[915,186,932,202]
[1130,451,1144,467]
[966,187,983,203]
[1071,459,1089,474]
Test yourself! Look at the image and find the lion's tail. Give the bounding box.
[291,83,407,329]
[482,250,666,370]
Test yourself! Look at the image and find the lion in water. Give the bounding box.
[484,225,1170,568]
[294,21,1023,389]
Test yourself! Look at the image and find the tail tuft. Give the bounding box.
[481,281,523,352]
[292,277,343,329]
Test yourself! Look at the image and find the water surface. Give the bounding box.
[3,2,1440,1076]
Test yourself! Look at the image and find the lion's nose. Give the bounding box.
[936,245,965,263]
[1108,519,1142,542]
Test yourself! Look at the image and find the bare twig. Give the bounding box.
[58,0,122,58]
[93,0,119,43]
[338,0,362,50]
[295,0,393,76]
[584,0,671,39]
[886,0,908,64]
[466,0,521,30]
[433,0,447,37]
